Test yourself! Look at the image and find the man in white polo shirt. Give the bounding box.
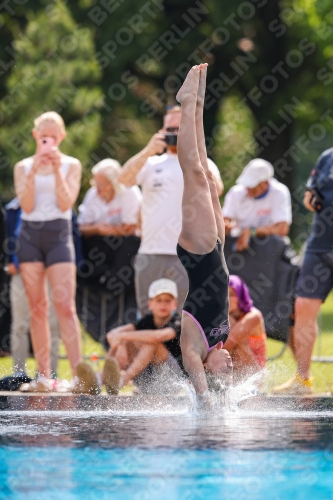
[223,158,292,251]
[119,106,223,315]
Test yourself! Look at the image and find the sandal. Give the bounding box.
[72,361,100,395]
[103,358,120,395]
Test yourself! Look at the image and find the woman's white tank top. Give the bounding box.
[21,155,73,221]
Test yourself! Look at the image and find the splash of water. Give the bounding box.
[227,370,266,408]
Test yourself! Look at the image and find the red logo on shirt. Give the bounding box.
[256,209,271,216]
[108,208,121,217]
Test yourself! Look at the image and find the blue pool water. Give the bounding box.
[1,397,333,499]
[2,447,333,500]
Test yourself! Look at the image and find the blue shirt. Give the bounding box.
[5,198,21,269]
[306,148,333,253]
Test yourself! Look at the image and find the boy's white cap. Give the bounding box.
[148,278,178,299]
[236,158,274,188]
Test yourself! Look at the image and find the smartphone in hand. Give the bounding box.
[39,137,56,154]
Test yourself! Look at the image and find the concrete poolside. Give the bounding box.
[0,391,333,412]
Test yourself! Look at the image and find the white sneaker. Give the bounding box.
[55,379,72,393]
[27,376,54,393]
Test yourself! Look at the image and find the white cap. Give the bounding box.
[236,158,274,188]
[148,279,178,299]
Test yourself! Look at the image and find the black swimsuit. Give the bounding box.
[177,239,230,351]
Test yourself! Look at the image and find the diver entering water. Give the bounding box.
[175,64,233,402]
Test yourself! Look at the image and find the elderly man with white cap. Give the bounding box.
[223,158,292,251]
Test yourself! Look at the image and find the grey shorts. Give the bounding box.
[18,219,75,268]
[134,253,189,316]
[296,250,333,302]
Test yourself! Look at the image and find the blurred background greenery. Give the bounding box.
[1,0,333,242]
[1,0,333,390]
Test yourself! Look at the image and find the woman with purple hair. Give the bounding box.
[224,275,266,379]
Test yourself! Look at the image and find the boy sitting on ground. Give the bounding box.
[103,279,183,394]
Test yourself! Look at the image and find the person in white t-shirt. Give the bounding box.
[223,158,292,251]
[118,106,223,315]
[78,158,142,236]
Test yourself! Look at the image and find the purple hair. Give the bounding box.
[229,275,253,314]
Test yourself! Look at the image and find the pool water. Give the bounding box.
[1,400,333,500]
[2,446,333,500]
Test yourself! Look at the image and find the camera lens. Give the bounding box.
[165,134,177,146]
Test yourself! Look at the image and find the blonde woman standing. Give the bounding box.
[14,111,98,393]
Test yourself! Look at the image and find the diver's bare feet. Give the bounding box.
[197,63,208,106]
[176,65,200,104]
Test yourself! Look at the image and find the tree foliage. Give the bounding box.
[0,0,102,195]
[67,0,333,193]
[1,0,333,210]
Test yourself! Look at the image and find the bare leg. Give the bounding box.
[47,281,61,376]
[176,65,218,396]
[47,263,82,377]
[20,263,51,378]
[112,340,169,384]
[121,342,168,385]
[195,64,225,243]
[288,326,296,359]
[177,65,233,397]
[230,341,259,379]
[177,65,217,255]
[10,273,30,374]
[111,343,132,370]
[294,297,321,379]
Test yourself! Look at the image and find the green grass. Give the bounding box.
[1,293,333,393]
[0,330,105,382]
[265,292,333,393]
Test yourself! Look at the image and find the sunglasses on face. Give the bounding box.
[165,127,179,133]
[90,179,111,189]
